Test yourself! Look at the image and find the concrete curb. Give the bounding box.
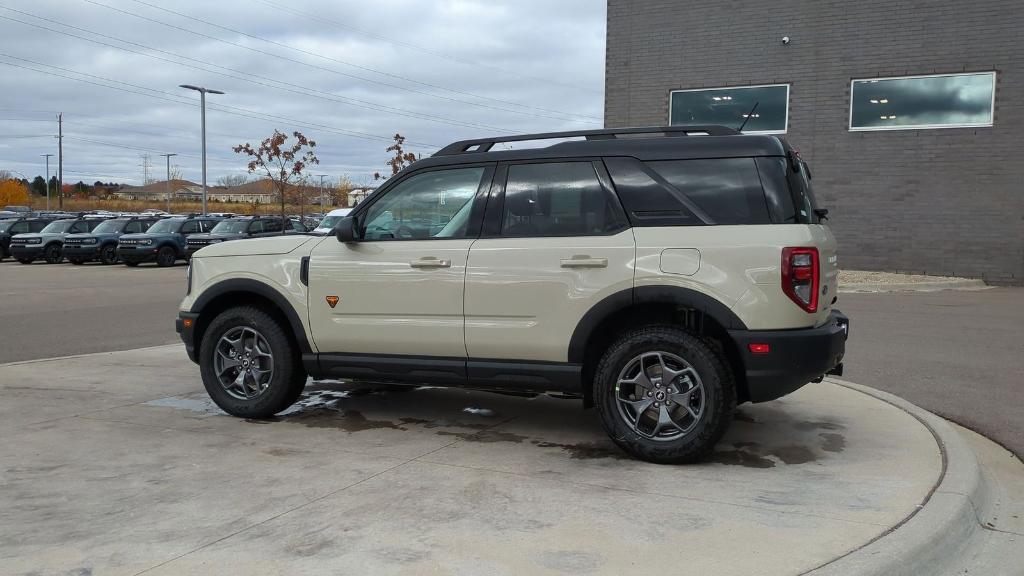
[807,379,991,576]
[838,279,988,293]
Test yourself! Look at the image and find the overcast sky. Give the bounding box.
[0,0,605,187]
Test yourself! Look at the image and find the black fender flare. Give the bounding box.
[567,286,747,363]
[189,278,312,354]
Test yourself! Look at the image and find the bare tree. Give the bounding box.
[217,174,248,187]
[169,164,184,181]
[373,133,418,181]
[233,130,319,233]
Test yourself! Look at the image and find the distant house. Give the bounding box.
[348,188,375,206]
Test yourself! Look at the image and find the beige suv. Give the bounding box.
[176,126,849,463]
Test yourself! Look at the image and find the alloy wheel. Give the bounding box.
[213,326,276,401]
[614,351,705,441]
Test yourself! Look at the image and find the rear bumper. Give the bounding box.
[176,312,200,363]
[729,310,849,403]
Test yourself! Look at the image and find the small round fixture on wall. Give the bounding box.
[782,36,791,45]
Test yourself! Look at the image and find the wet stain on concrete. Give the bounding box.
[732,441,761,450]
[767,445,817,465]
[283,410,408,432]
[531,440,627,460]
[709,449,776,468]
[733,410,757,423]
[436,429,529,444]
[794,420,845,431]
[820,432,846,453]
[264,447,302,457]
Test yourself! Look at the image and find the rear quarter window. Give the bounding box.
[645,158,770,225]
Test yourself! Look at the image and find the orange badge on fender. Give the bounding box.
[325,295,340,308]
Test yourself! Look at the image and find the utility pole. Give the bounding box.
[56,113,63,210]
[160,153,177,213]
[41,154,53,211]
[139,154,152,185]
[317,174,328,211]
[180,85,224,215]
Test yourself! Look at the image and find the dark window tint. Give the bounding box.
[124,221,145,234]
[850,73,994,130]
[200,220,217,232]
[755,157,820,224]
[29,221,48,232]
[645,159,770,225]
[671,85,789,133]
[180,220,200,234]
[10,221,29,234]
[501,162,625,237]
[605,157,703,227]
[261,219,282,233]
[72,221,92,233]
[248,220,264,234]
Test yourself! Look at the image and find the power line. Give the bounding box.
[127,0,602,122]
[252,0,603,96]
[0,54,440,148]
[82,0,599,125]
[0,9,510,133]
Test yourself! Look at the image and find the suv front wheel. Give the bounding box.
[594,327,734,464]
[199,306,306,418]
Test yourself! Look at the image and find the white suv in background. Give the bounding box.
[176,126,849,463]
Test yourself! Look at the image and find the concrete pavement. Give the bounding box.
[4,344,1016,575]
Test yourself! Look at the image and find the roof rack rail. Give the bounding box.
[433,125,740,156]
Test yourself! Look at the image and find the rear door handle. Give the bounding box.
[560,255,608,268]
[410,257,451,269]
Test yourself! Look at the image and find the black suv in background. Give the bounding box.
[184,216,307,258]
[8,217,109,264]
[118,216,221,267]
[63,216,162,265]
[0,217,55,261]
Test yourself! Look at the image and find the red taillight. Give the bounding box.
[748,343,771,354]
[782,247,819,313]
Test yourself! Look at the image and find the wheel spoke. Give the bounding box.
[650,404,676,436]
[214,326,276,401]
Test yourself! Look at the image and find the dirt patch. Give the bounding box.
[819,432,846,453]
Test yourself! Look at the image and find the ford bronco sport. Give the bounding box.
[177,126,848,463]
[63,216,161,265]
[184,216,308,258]
[9,217,109,264]
[118,215,222,267]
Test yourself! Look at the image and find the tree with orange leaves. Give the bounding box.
[233,130,319,232]
[0,178,30,206]
[374,133,419,181]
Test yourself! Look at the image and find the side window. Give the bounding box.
[248,220,265,234]
[291,219,306,231]
[181,220,200,234]
[646,159,770,225]
[11,222,29,234]
[362,167,485,241]
[124,221,144,234]
[29,222,47,232]
[262,219,282,233]
[73,221,92,233]
[501,162,625,237]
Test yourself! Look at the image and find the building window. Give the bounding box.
[849,72,995,131]
[669,84,789,134]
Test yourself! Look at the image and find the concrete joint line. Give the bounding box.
[805,379,991,576]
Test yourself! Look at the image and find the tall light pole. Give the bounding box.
[179,84,224,215]
[41,154,53,211]
[160,153,177,213]
[316,174,328,211]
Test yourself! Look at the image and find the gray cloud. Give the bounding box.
[0,0,605,186]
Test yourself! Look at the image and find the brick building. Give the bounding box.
[605,0,1022,283]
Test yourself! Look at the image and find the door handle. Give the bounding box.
[560,255,608,268]
[410,257,451,269]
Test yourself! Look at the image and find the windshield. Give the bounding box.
[92,220,128,234]
[145,219,181,234]
[315,216,344,230]
[211,220,250,234]
[40,220,74,234]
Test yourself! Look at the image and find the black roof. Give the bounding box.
[418,125,789,170]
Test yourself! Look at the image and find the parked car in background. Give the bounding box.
[184,216,307,258]
[309,208,352,235]
[8,217,109,264]
[118,215,222,267]
[0,216,56,261]
[63,216,162,265]
[2,205,31,214]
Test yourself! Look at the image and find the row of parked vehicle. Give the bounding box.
[0,208,352,267]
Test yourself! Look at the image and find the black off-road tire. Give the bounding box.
[594,326,735,464]
[199,306,306,418]
[44,244,63,264]
[155,246,176,267]
[99,244,118,265]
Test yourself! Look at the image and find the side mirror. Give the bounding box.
[335,216,359,243]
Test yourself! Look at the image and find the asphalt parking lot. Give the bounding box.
[0,260,185,363]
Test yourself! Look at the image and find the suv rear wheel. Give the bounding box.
[594,327,734,464]
[199,306,306,418]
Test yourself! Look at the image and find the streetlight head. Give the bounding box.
[180,84,201,91]
[206,89,225,95]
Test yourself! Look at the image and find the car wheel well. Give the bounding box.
[580,303,749,407]
[194,292,301,364]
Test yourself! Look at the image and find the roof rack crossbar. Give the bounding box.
[433,125,740,156]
